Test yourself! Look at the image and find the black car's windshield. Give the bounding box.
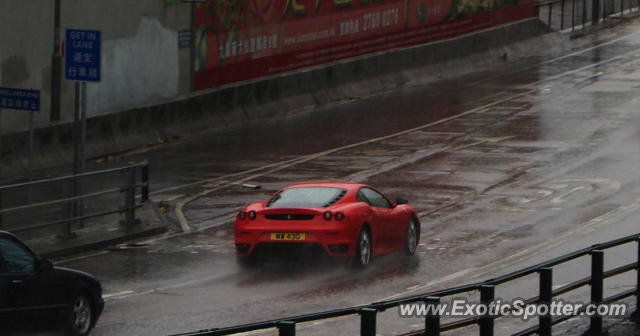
[266,187,346,208]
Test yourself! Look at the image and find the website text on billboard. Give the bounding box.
[193,0,533,90]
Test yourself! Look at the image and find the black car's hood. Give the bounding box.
[53,266,102,289]
[53,266,96,279]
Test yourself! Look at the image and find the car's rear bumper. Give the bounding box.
[235,232,355,259]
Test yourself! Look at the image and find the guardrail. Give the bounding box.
[0,161,149,238]
[534,0,640,32]
[170,233,639,336]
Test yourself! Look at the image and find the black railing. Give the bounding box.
[0,161,149,238]
[534,0,640,32]
[170,233,640,336]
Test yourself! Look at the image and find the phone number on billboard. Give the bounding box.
[363,8,399,31]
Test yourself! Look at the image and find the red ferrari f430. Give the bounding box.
[234,182,420,268]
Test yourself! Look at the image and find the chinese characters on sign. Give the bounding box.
[0,87,40,112]
[65,29,101,82]
[218,34,279,60]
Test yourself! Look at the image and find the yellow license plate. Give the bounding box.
[270,232,306,241]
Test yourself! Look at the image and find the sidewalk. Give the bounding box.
[23,201,170,259]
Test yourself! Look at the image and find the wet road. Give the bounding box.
[52,19,640,335]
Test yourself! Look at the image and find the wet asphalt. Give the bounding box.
[44,18,640,336]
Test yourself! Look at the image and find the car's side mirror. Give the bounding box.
[37,258,54,272]
[395,197,408,206]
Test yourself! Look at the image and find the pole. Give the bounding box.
[72,82,80,227]
[78,82,87,227]
[561,0,565,29]
[190,1,195,92]
[360,308,377,336]
[141,163,149,202]
[424,297,441,336]
[122,166,137,224]
[479,285,495,336]
[28,110,34,228]
[277,321,296,336]
[539,268,553,336]
[81,83,86,172]
[51,0,61,121]
[572,0,576,30]
[590,250,604,334]
[636,239,640,316]
[0,108,3,229]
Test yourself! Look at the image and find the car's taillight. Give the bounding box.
[323,211,332,220]
[334,212,345,221]
[238,211,247,220]
[248,211,257,220]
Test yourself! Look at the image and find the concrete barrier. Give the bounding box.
[0,18,556,179]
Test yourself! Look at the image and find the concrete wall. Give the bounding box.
[0,0,191,133]
[92,16,179,116]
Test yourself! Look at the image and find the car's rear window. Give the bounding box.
[266,187,346,208]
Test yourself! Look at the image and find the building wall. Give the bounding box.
[0,0,191,134]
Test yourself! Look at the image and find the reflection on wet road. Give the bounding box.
[55,20,640,335]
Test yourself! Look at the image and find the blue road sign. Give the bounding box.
[65,29,101,82]
[0,87,40,111]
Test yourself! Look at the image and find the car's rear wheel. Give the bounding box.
[404,217,418,256]
[353,227,371,268]
[65,292,94,336]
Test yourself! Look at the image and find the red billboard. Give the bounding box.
[194,0,533,90]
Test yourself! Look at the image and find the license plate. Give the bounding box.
[270,232,305,241]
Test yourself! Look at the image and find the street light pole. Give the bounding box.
[51,0,61,121]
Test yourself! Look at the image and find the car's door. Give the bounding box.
[357,187,400,251]
[0,235,41,325]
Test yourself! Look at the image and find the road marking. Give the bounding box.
[55,250,109,264]
[101,269,244,302]
[103,290,135,299]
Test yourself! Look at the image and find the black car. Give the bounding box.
[0,231,104,335]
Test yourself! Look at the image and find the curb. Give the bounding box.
[27,201,171,259]
[40,226,168,259]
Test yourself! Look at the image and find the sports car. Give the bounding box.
[234,182,420,268]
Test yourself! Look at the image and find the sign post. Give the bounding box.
[183,0,206,91]
[0,87,41,228]
[64,28,101,235]
[0,108,2,229]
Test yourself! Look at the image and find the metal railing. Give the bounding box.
[0,161,149,238]
[534,0,640,32]
[170,233,640,336]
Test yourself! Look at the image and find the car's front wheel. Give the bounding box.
[65,292,94,336]
[404,217,418,256]
[353,227,371,268]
